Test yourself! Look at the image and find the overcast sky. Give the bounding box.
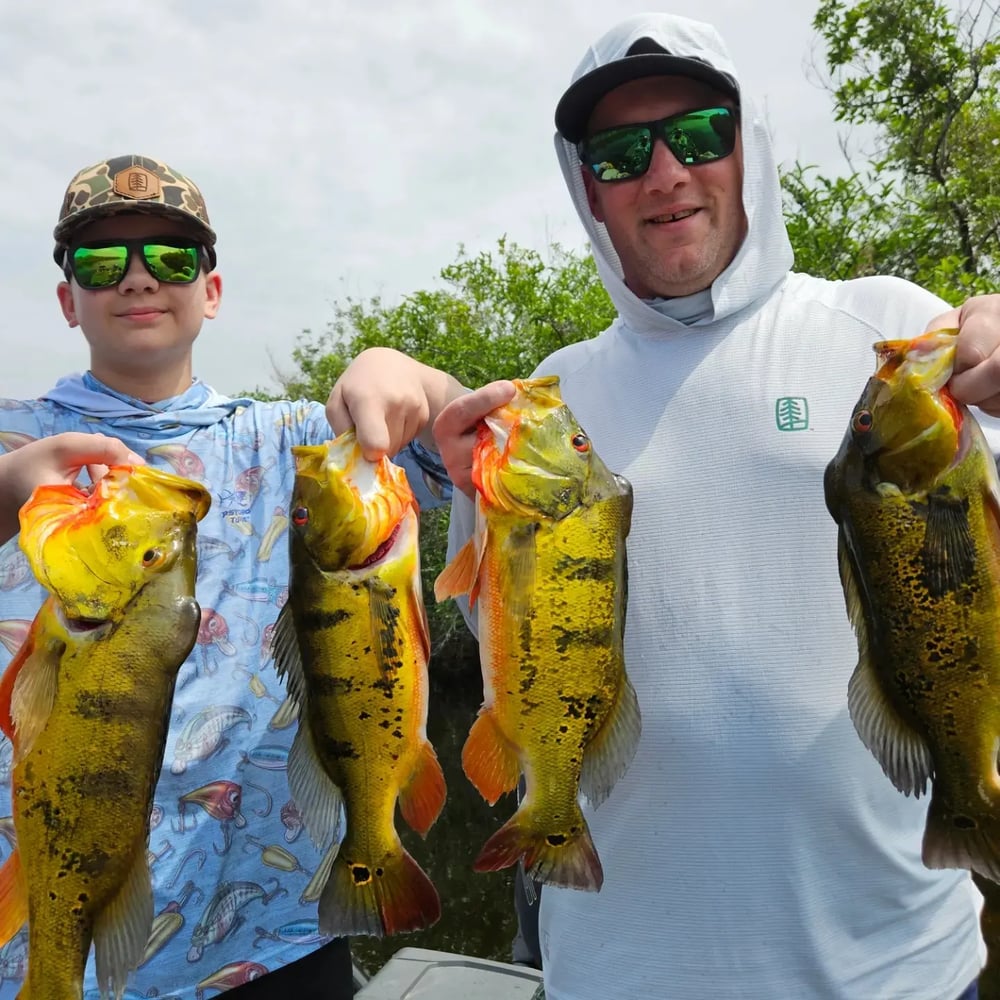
[1,1,859,400]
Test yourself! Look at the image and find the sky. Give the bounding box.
[1,0,859,400]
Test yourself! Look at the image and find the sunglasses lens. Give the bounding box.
[666,109,735,165]
[144,244,201,283]
[72,246,128,289]
[583,126,653,181]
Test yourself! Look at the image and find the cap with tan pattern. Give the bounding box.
[53,154,217,268]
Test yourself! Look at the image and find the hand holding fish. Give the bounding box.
[0,432,142,545]
[432,380,516,498]
[924,293,1000,416]
[325,347,466,461]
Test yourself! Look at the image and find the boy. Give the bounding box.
[0,154,463,999]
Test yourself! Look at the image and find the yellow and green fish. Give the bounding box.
[273,431,444,937]
[0,464,209,999]
[436,376,640,891]
[825,329,1000,880]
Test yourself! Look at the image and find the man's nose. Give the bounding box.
[642,137,692,191]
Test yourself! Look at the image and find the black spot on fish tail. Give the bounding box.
[320,738,360,761]
[299,609,352,631]
[558,693,605,722]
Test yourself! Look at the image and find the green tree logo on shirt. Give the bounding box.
[775,397,809,431]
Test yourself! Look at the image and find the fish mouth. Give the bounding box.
[61,611,112,635]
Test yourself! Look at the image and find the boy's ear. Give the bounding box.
[56,281,79,328]
[203,272,222,320]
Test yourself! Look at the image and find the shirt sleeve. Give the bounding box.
[396,439,453,510]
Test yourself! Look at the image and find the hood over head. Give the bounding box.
[554,13,793,334]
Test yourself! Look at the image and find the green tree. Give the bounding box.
[783,0,1000,299]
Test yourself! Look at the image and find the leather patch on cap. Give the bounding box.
[112,165,161,201]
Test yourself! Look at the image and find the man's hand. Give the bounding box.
[926,294,1000,416]
[326,348,466,461]
[433,381,517,498]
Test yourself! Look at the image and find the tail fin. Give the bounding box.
[923,792,1000,882]
[318,845,441,938]
[474,801,603,891]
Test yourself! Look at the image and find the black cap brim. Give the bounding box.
[555,53,740,144]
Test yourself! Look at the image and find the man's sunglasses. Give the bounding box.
[65,238,207,290]
[579,106,737,183]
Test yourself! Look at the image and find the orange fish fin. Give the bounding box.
[434,537,478,604]
[461,709,521,806]
[840,540,933,797]
[0,849,28,946]
[92,846,154,998]
[8,602,64,761]
[399,741,446,837]
[0,614,43,744]
[319,845,440,938]
[473,801,603,891]
[287,721,345,853]
[579,673,642,808]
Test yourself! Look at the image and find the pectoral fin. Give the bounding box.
[8,601,66,761]
[921,490,976,596]
[462,709,522,805]
[498,523,537,623]
[839,538,933,796]
[399,741,446,837]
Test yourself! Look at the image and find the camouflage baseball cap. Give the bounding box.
[53,154,217,269]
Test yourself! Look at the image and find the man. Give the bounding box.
[0,154,463,998]
[424,14,1000,1000]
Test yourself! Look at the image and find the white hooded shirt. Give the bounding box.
[449,13,985,999]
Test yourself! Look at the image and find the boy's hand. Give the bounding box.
[0,432,142,544]
[326,348,466,461]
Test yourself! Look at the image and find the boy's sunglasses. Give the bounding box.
[66,238,207,290]
[579,106,737,183]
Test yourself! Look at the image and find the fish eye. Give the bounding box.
[571,433,590,453]
[852,410,874,433]
[292,506,309,526]
[142,548,164,567]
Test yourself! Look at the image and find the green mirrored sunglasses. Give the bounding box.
[67,238,206,290]
[579,106,737,182]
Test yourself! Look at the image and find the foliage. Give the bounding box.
[783,0,1000,299]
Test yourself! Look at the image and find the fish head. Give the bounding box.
[475,376,620,520]
[290,430,414,570]
[19,465,210,623]
[827,329,964,505]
